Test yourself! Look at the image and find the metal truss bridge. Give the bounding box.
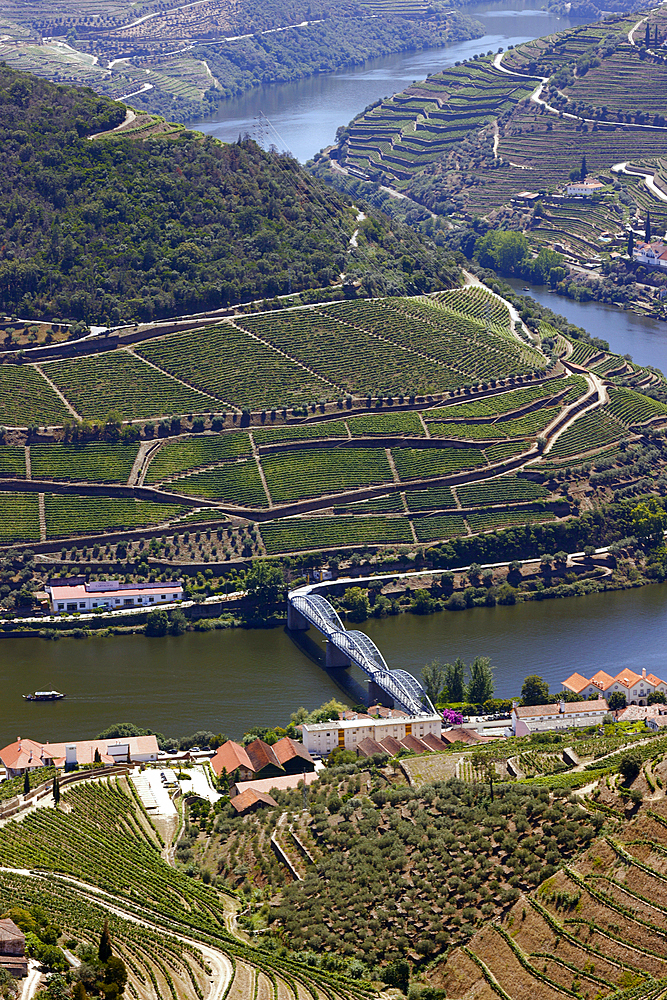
[288,591,434,717]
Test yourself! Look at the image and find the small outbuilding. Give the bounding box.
[0,918,27,978]
[230,788,278,815]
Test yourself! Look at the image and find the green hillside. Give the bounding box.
[0,66,459,326]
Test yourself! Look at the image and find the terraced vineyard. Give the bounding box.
[605,387,667,427]
[457,475,550,508]
[413,513,468,542]
[168,460,268,506]
[466,507,552,532]
[43,351,219,421]
[0,446,26,478]
[137,323,332,410]
[0,492,40,541]
[0,365,71,426]
[30,442,140,483]
[44,495,188,537]
[145,434,252,484]
[404,485,458,511]
[261,447,393,503]
[548,410,625,460]
[392,445,486,480]
[260,516,413,554]
[347,411,425,436]
[252,422,348,445]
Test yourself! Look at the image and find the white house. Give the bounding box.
[633,241,667,269]
[511,699,609,736]
[301,713,442,756]
[565,179,605,197]
[48,580,183,614]
[562,667,667,706]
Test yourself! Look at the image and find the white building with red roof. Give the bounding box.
[562,667,666,705]
[48,580,183,614]
[633,240,667,269]
[512,699,609,736]
[0,734,159,777]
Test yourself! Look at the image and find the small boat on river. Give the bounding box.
[23,691,65,702]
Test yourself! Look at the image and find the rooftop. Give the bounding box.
[302,713,440,733]
[49,582,182,600]
[514,700,608,719]
[230,788,278,814]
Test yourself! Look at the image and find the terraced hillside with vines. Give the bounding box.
[0,774,375,1000]
[4,282,667,563]
[325,6,667,266]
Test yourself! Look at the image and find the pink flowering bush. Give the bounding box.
[442,708,464,726]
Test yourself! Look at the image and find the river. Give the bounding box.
[3,582,667,744]
[185,0,581,163]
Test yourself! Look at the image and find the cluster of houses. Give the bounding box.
[211,735,316,813]
[562,666,666,705]
[0,734,159,778]
[300,709,487,757]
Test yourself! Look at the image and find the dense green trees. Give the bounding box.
[421,659,446,703]
[521,675,550,706]
[0,67,460,325]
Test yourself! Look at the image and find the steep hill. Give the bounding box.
[0,67,459,325]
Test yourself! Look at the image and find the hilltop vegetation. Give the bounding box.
[0,66,459,325]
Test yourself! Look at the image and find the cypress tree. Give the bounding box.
[23,771,30,796]
[580,155,587,179]
[646,21,650,46]
[99,918,112,963]
[628,229,634,256]
[52,774,60,806]
[646,211,652,242]
[655,24,658,46]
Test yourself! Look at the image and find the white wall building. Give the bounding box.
[302,713,442,756]
[48,580,183,614]
[565,180,605,197]
[633,241,667,269]
[512,699,609,736]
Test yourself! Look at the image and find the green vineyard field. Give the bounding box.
[413,514,468,542]
[404,486,458,511]
[261,447,393,503]
[456,476,550,508]
[169,460,268,506]
[0,447,26,478]
[137,323,332,410]
[45,495,188,537]
[391,446,486,481]
[548,410,624,459]
[252,422,348,445]
[347,411,425,436]
[0,493,40,541]
[145,434,252,483]
[30,442,140,483]
[260,516,412,553]
[1,366,71,426]
[43,351,218,421]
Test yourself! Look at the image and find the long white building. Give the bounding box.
[301,713,442,756]
[512,699,609,736]
[562,667,667,705]
[48,580,183,613]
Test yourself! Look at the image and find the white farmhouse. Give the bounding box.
[633,240,667,269]
[48,580,183,613]
[511,699,609,736]
[565,179,605,197]
[301,713,442,756]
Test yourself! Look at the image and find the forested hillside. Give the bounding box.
[0,67,459,324]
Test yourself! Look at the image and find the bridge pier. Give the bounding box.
[369,679,395,710]
[287,603,310,631]
[325,641,351,668]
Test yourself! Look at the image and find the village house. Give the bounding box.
[632,240,667,269]
[301,712,442,756]
[562,667,667,705]
[0,918,27,978]
[0,735,159,778]
[565,179,605,197]
[47,580,183,614]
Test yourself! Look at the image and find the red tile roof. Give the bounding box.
[590,670,615,690]
[612,669,642,689]
[399,734,430,755]
[211,741,253,777]
[562,672,591,694]
[245,739,282,773]
[230,789,278,814]
[420,733,448,752]
[272,737,313,768]
[514,700,608,718]
[441,727,487,744]
[379,736,403,756]
[356,737,388,758]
